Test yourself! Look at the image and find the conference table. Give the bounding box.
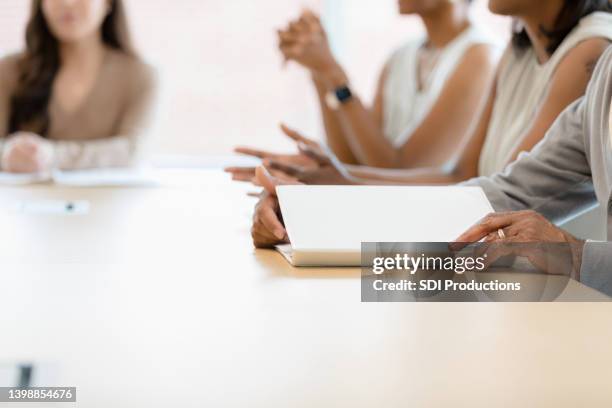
[1,169,612,407]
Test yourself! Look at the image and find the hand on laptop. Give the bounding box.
[251,166,301,248]
[451,210,585,278]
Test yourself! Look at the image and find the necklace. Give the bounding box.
[417,44,442,91]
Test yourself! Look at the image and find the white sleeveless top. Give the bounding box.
[478,12,612,177]
[383,25,498,147]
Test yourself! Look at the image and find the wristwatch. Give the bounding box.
[325,85,353,110]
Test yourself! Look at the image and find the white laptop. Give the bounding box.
[275,185,494,267]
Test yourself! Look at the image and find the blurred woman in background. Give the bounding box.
[0,0,156,173]
[227,0,499,180]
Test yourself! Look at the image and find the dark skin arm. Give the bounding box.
[257,77,496,186]
[279,10,496,170]
[277,10,360,164]
[344,39,611,184]
[506,38,610,162]
[327,44,496,169]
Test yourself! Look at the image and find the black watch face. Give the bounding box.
[336,87,353,103]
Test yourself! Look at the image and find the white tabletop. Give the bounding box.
[1,170,611,408]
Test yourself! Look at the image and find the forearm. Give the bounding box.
[316,64,396,168]
[335,98,398,168]
[311,73,359,164]
[52,135,144,170]
[346,163,464,185]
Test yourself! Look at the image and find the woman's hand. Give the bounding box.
[452,210,585,278]
[1,132,55,174]
[225,123,323,183]
[264,124,355,184]
[251,166,301,248]
[226,147,315,183]
[266,143,355,185]
[277,10,338,76]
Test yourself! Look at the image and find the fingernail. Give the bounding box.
[274,229,286,240]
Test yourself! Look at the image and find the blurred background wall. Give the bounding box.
[0,0,510,157]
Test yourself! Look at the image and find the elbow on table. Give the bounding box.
[440,160,478,185]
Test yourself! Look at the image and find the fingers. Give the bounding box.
[480,241,516,269]
[234,146,276,160]
[252,228,282,249]
[3,142,39,174]
[13,140,38,158]
[5,154,38,173]
[452,212,527,248]
[2,133,51,173]
[251,166,301,247]
[224,167,256,182]
[301,9,321,27]
[292,18,309,34]
[297,143,330,166]
[279,123,316,146]
[260,202,287,241]
[253,193,287,242]
[278,19,309,45]
[252,214,285,248]
[279,44,305,61]
[267,159,301,178]
[13,138,38,155]
[288,20,308,35]
[277,29,300,47]
[255,165,281,195]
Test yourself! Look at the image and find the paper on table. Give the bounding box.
[0,168,158,187]
[276,185,494,256]
[51,168,159,187]
[0,172,51,185]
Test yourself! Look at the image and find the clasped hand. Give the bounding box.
[277,10,337,76]
[1,132,55,173]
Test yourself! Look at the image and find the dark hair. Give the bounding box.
[512,0,612,56]
[9,0,132,136]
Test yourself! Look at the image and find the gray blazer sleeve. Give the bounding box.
[466,86,612,296]
[464,45,612,295]
[466,103,612,294]
[581,242,612,296]
[463,97,596,223]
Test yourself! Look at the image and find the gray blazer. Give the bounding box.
[465,45,612,296]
